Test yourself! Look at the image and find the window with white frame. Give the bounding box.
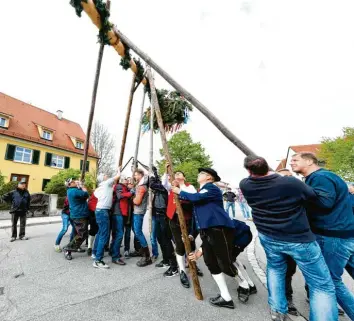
[42,130,52,140]
[0,117,6,127]
[51,155,64,169]
[76,141,83,149]
[14,146,33,163]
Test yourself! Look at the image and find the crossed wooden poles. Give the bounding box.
[77,0,259,301]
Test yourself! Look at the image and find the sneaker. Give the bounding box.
[163,266,179,277]
[10,237,16,242]
[19,236,29,240]
[54,245,62,253]
[87,248,92,256]
[64,250,72,260]
[124,251,130,259]
[271,311,286,321]
[112,258,126,266]
[156,260,170,268]
[93,260,110,269]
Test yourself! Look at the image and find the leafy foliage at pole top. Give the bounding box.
[318,127,354,182]
[69,0,111,45]
[156,131,213,187]
[141,90,193,133]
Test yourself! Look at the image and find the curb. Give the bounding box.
[247,229,307,321]
[0,218,62,230]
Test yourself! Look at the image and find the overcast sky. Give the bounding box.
[1,0,354,187]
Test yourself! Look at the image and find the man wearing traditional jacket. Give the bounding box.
[163,164,203,288]
[172,168,237,309]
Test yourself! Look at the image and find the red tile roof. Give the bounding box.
[0,92,98,158]
[275,159,287,171]
[289,144,322,155]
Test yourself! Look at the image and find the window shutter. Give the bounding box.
[80,160,89,172]
[64,157,70,169]
[42,179,51,191]
[5,144,16,160]
[45,153,52,166]
[32,150,40,165]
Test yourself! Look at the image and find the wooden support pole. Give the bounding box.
[113,27,257,157]
[81,0,110,181]
[118,73,136,168]
[146,67,203,301]
[148,90,154,234]
[132,91,146,171]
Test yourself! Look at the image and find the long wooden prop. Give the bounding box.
[118,73,136,168]
[147,67,203,301]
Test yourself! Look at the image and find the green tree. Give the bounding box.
[318,127,354,181]
[44,168,95,197]
[157,131,213,186]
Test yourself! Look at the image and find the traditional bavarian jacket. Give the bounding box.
[179,182,234,230]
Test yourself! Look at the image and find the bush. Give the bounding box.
[57,196,66,209]
[44,168,95,197]
[0,181,18,211]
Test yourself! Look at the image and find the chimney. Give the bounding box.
[56,110,63,120]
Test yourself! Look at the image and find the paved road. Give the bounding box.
[1,209,353,321]
[0,217,270,321]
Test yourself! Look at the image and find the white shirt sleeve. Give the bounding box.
[162,174,171,191]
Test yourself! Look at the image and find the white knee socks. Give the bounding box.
[88,235,95,249]
[176,254,186,273]
[235,259,255,287]
[212,273,232,301]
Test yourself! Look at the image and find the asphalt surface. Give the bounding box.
[0,215,270,321]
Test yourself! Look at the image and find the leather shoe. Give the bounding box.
[196,266,204,277]
[180,271,190,288]
[237,286,250,303]
[250,285,257,295]
[209,295,235,309]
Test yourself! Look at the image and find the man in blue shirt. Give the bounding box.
[240,155,337,321]
[172,168,237,309]
[291,152,354,320]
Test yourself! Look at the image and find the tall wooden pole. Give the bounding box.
[118,73,136,168]
[133,91,146,171]
[81,1,110,181]
[146,67,203,301]
[148,91,154,234]
[113,27,257,157]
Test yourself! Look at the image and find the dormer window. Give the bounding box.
[42,130,52,140]
[0,117,6,128]
[76,141,84,149]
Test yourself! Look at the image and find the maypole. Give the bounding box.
[146,66,203,301]
[70,0,258,157]
[148,79,154,234]
[133,92,146,170]
[80,0,110,181]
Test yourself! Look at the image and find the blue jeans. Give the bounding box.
[133,214,148,248]
[259,233,337,320]
[150,215,159,257]
[111,215,125,261]
[55,214,75,245]
[316,235,354,320]
[239,202,251,219]
[93,209,110,261]
[225,202,236,218]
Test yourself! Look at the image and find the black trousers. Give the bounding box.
[285,256,297,299]
[11,212,27,238]
[155,214,177,268]
[169,215,196,256]
[88,211,99,236]
[201,227,238,277]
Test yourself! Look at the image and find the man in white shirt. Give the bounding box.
[92,170,120,269]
